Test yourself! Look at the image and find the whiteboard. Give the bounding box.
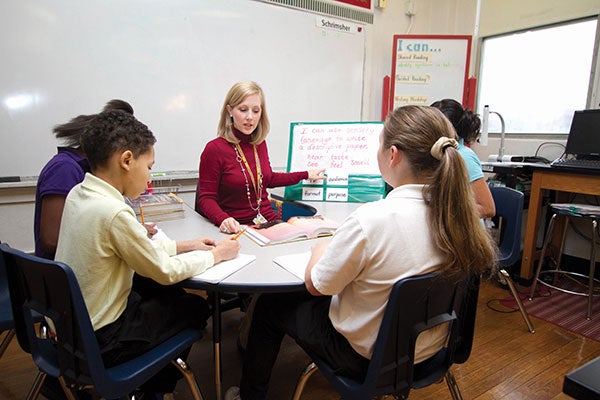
[0,0,366,178]
[390,35,471,110]
[284,122,386,202]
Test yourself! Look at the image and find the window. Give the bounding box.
[477,18,598,134]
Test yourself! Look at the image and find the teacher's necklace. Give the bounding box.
[233,143,267,225]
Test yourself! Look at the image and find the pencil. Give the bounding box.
[232,227,247,240]
[139,205,145,224]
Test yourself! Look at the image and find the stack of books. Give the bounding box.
[126,192,185,222]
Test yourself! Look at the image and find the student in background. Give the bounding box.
[55,110,240,399]
[224,105,497,400]
[196,81,326,234]
[34,99,143,260]
[431,98,495,218]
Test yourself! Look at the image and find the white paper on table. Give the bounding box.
[189,253,256,284]
[272,251,311,281]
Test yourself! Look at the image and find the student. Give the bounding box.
[431,98,495,218]
[224,105,497,400]
[55,110,240,399]
[34,99,143,260]
[196,81,325,234]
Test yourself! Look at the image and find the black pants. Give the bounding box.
[239,291,370,400]
[95,276,210,394]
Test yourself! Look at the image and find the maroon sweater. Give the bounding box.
[197,130,307,226]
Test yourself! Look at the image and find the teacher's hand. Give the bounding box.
[308,168,326,182]
[220,217,241,234]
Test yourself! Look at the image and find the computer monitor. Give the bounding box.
[565,109,600,159]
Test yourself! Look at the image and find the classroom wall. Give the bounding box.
[2,0,599,254]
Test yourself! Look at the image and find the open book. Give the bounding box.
[188,253,256,284]
[244,215,339,246]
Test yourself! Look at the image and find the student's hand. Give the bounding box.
[211,237,241,264]
[143,222,158,238]
[196,237,217,250]
[308,168,326,182]
[220,217,240,234]
[176,238,216,254]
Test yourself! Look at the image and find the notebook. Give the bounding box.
[551,109,600,170]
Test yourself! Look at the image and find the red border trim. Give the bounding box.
[333,0,371,9]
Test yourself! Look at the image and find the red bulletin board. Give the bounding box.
[389,35,471,112]
[333,0,371,9]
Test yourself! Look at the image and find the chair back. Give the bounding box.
[269,194,317,221]
[370,273,473,396]
[1,242,104,388]
[489,186,524,267]
[313,272,478,399]
[0,241,13,332]
[1,242,205,399]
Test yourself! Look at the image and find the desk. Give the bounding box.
[159,201,360,400]
[563,355,600,399]
[521,167,600,280]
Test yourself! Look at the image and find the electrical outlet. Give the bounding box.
[405,0,416,16]
[377,0,387,9]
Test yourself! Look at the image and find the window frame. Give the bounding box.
[476,16,600,136]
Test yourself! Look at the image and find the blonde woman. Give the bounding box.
[196,81,325,234]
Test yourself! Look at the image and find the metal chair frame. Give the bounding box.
[529,205,600,320]
[489,186,536,333]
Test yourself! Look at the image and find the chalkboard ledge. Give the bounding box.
[0,171,199,189]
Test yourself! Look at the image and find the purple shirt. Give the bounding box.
[34,147,90,259]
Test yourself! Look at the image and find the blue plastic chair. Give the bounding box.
[0,242,206,400]
[489,186,535,333]
[0,241,17,359]
[269,194,317,222]
[291,273,479,400]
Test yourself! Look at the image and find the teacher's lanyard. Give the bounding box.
[234,143,263,209]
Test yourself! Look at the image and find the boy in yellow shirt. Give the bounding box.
[56,110,240,399]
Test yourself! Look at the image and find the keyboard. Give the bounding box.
[551,158,600,171]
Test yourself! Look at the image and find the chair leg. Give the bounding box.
[529,213,558,300]
[172,357,205,400]
[26,371,45,400]
[291,362,318,400]
[444,369,463,400]
[499,270,535,333]
[0,328,16,359]
[57,376,78,400]
[586,220,597,320]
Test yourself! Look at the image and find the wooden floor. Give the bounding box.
[1,280,599,400]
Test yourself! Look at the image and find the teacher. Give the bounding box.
[196,81,325,234]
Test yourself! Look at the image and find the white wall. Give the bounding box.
[367,0,599,162]
[2,0,599,254]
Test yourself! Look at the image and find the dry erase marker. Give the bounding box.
[232,227,247,240]
[139,205,145,224]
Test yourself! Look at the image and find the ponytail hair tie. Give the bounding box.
[430,137,459,160]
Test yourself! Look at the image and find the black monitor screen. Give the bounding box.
[565,109,600,158]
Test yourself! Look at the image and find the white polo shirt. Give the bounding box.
[311,184,448,361]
